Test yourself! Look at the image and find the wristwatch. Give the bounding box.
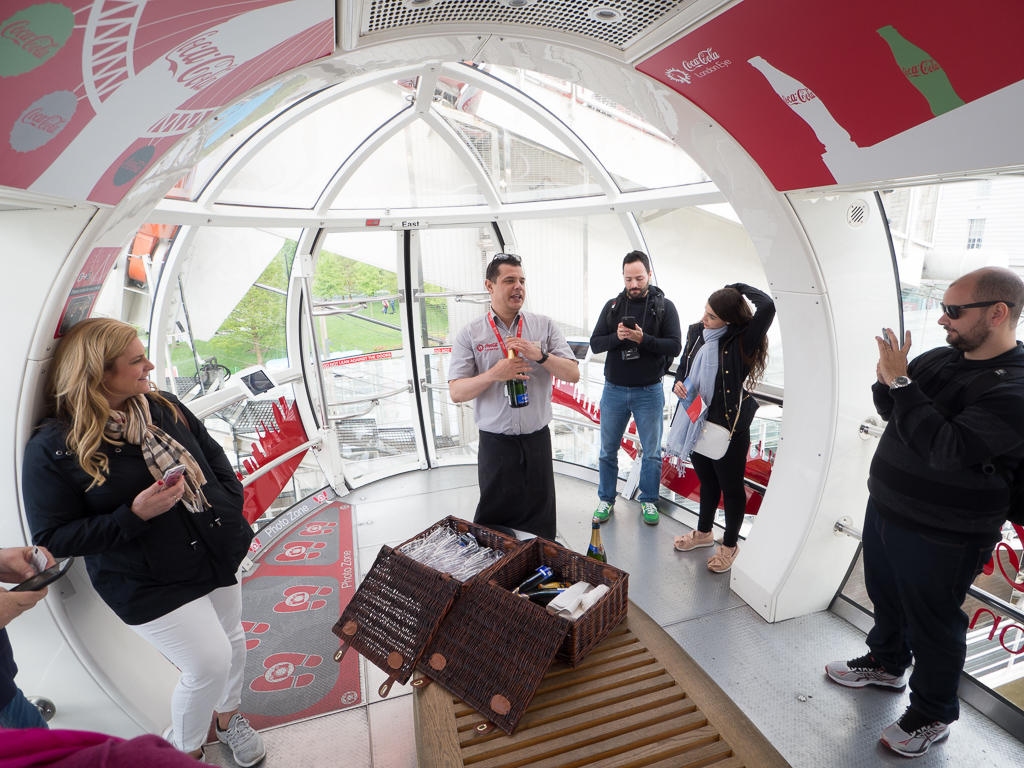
[890,375,911,390]
[538,350,549,365]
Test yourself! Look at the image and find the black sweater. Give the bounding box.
[23,392,253,625]
[589,285,682,387]
[675,283,775,435]
[869,343,1024,537]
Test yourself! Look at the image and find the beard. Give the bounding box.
[946,317,990,352]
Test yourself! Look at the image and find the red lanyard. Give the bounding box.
[486,311,523,357]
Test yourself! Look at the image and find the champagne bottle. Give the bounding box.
[512,565,553,594]
[506,349,529,408]
[877,26,965,117]
[524,588,567,606]
[587,519,607,563]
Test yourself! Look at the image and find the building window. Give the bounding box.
[975,179,992,197]
[967,218,985,250]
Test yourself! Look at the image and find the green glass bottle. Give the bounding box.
[505,350,529,408]
[877,25,965,116]
[587,519,607,563]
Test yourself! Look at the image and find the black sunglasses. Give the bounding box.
[940,300,1015,319]
[492,252,521,263]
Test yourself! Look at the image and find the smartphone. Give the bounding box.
[10,557,74,592]
[881,327,891,345]
[621,315,636,330]
[162,464,186,485]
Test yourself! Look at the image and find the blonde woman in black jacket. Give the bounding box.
[669,284,774,573]
[23,318,265,766]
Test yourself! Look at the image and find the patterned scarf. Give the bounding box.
[665,325,728,460]
[105,395,210,513]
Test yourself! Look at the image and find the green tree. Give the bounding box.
[215,245,289,365]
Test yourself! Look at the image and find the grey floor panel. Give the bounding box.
[583,497,745,627]
[663,605,1022,767]
[203,706,372,767]
[353,487,480,547]
[340,465,478,505]
[368,696,418,767]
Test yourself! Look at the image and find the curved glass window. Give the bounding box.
[437,98,603,203]
[478,65,708,193]
[219,84,412,208]
[328,120,488,210]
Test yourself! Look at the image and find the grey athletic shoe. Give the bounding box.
[825,653,909,689]
[216,714,266,767]
[881,707,950,757]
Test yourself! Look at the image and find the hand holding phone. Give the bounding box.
[621,315,637,330]
[10,558,73,592]
[161,464,186,486]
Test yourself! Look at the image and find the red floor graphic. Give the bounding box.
[235,500,361,730]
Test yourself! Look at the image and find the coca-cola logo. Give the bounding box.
[477,342,499,352]
[664,47,731,87]
[783,88,817,106]
[680,47,720,72]
[10,91,76,152]
[164,32,238,93]
[0,5,74,77]
[113,145,156,187]
[902,59,942,78]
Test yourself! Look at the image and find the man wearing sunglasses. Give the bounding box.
[449,254,580,539]
[826,266,1024,757]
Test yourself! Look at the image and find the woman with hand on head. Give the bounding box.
[22,318,265,766]
[667,284,774,573]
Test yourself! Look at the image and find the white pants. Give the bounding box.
[131,579,247,752]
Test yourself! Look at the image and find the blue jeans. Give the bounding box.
[598,382,665,503]
[0,686,48,729]
[862,499,999,723]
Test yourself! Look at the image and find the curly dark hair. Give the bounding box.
[708,287,769,387]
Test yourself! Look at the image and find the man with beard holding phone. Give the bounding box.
[449,253,579,539]
[0,545,56,729]
[589,251,681,526]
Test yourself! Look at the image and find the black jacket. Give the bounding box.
[869,343,1024,536]
[23,392,252,625]
[675,283,775,437]
[589,285,682,387]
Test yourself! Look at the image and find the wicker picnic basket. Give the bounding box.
[414,578,572,734]
[487,536,629,666]
[331,517,520,696]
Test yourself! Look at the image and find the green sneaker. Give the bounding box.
[593,501,613,523]
[640,502,660,525]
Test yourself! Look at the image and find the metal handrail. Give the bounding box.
[313,294,400,307]
[240,438,321,487]
[834,517,863,540]
[414,290,489,301]
[313,303,367,316]
[325,384,411,408]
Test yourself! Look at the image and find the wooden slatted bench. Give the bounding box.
[413,602,789,767]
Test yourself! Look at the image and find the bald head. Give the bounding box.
[951,267,1024,325]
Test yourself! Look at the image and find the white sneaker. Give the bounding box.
[825,653,910,689]
[880,707,950,757]
[216,714,266,767]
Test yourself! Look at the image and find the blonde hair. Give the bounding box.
[47,318,173,487]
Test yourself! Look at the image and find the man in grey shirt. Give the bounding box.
[449,254,580,538]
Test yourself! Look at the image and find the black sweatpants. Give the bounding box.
[475,426,556,540]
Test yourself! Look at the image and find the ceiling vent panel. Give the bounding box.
[360,0,689,51]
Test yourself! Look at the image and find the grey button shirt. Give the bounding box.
[448,310,575,435]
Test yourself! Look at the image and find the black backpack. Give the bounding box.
[607,291,673,376]
[926,355,1024,525]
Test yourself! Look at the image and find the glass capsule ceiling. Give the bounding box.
[165,62,725,219]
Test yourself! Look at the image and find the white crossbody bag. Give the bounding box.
[693,388,747,460]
